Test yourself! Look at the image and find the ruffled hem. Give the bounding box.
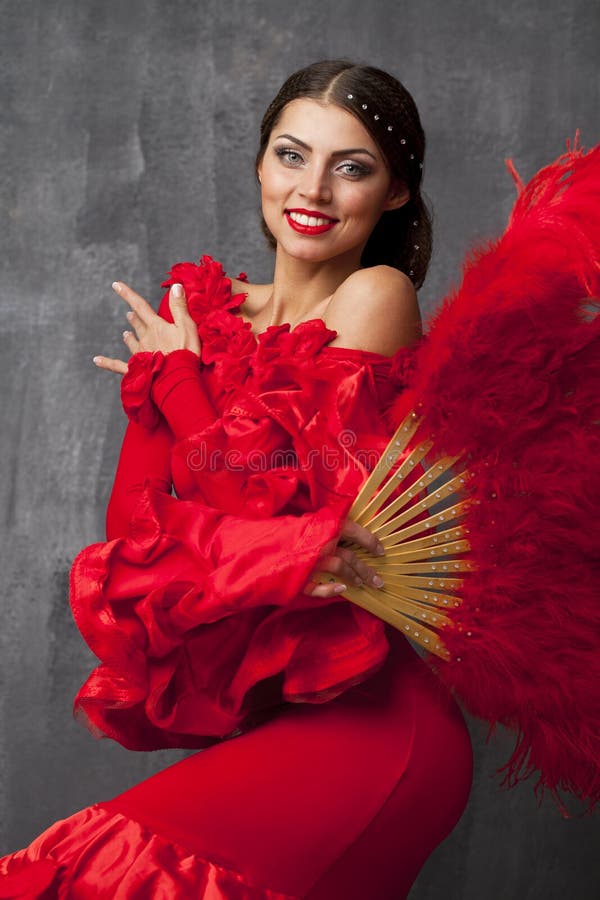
[0,804,296,898]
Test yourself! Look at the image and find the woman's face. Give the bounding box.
[257,98,409,266]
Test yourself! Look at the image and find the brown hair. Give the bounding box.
[255,58,432,289]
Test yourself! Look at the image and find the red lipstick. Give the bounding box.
[285,208,338,236]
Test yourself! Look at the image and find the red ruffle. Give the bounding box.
[0,804,295,898]
[70,483,388,751]
[119,350,169,429]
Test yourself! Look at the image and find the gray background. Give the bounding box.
[1,0,599,896]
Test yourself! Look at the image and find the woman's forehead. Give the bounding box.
[273,98,379,153]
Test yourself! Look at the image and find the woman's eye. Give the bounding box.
[339,162,369,178]
[275,148,303,166]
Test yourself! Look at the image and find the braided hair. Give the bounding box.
[255,59,432,289]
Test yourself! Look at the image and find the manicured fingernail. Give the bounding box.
[372,575,384,588]
[112,281,121,292]
[172,283,183,298]
[375,543,385,556]
[334,584,347,594]
[92,356,102,364]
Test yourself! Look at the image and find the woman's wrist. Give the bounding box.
[150,349,217,440]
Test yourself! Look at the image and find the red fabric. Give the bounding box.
[387,137,600,812]
[71,256,419,751]
[0,629,473,899]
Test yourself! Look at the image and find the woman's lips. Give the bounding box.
[285,210,338,235]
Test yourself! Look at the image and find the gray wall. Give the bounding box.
[1,0,599,896]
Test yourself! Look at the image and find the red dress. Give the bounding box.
[0,257,473,898]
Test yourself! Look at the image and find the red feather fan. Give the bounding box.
[377,135,600,815]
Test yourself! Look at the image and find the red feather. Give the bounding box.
[386,136,600,815]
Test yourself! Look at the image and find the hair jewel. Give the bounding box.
[346,93,420,166]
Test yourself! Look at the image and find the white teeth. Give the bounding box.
[288,211,334,227]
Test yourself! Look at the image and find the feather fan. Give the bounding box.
[315,135,600,815]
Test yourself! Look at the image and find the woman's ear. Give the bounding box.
[383,180,410,212]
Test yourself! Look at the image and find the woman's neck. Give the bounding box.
[264,248,362,328]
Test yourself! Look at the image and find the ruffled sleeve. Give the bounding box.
[70,486,388,750]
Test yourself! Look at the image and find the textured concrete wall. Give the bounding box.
[1,0,599,895]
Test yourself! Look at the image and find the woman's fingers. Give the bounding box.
[112,281,157,326]
[303,579,348,598]
[92,355,128,375]
[303,517,387,597]
[317,551,383,589]
[339,519,385,558]
[122,329,141,354]
[168,283,193,325]
[303,553,384,598]
[125,308,145,333]
[112,280,201,357]
[335,546,384,588]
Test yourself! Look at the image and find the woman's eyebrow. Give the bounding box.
[274,134,378,161]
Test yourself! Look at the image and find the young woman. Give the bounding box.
[0,58,476,898]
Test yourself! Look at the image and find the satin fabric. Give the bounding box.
[0,629,473,898]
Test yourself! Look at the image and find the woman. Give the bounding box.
[0,59,473,897]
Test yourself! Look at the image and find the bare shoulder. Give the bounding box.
[325,265,422,354]
[229,276,271,315]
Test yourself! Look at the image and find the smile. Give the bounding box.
[285,210,338,235]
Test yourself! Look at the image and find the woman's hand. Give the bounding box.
[303,518,386,598]
[93,282,201,375]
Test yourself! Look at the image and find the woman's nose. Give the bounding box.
[299,166,332,204]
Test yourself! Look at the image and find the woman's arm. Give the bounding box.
[150,349,218,441]
[105,417,174,541]
[101,283,217,542]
